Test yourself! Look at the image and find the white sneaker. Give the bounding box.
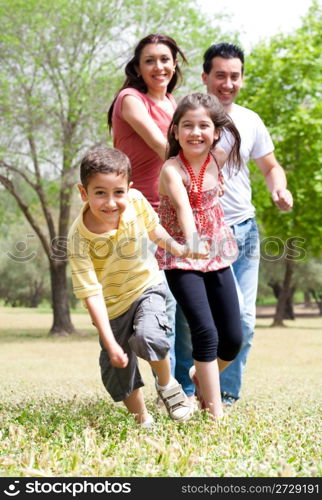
[138,414,155,428]
[156,377,193,422]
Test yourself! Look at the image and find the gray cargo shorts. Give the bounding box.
[99,282,171,402]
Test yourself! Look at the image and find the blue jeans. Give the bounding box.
[220,218,260,400]
[174,218,260,399]
[175,305,195,395]
[165,280,177,376]
[151,274,176,382]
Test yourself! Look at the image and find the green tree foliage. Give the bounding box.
[0,0,236,333]
[239,1,322,324]
[295,259,322,314]
[241,0,322,252]
[0,226,51,307]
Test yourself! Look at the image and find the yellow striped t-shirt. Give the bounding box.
[67,189,162,319]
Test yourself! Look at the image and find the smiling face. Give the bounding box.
[202,57,243,112]
[137,43,176,93]
[174,106,219,160]
[78,172,131,233]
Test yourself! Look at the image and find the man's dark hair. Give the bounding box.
[203,43,244,74]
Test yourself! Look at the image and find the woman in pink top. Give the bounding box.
[107,33,187,210]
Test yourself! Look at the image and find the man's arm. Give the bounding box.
[255,152,293,211]
[85,294,128,368]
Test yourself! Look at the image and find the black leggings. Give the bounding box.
[165,267,242,363]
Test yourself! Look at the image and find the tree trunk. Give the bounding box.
[268,280,295,319]
[310,289,322,316]
[284,287,295,319]
[269,280,281,300]
[304,290,312,308]
[317,300,322,316]
[49,259,76,336]
[29,280,43,308]
[272,260,295,327]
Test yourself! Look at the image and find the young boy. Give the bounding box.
[68,146,201,426]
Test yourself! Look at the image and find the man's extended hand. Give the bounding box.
[271,188,293,211]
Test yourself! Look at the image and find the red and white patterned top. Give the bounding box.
[156,154,238,272]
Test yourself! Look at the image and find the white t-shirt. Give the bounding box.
[218,103,274,226]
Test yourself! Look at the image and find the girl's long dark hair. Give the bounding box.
[107,34,187,131]
[167,93,242,174]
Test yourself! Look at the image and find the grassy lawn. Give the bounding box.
[0,306,321,477]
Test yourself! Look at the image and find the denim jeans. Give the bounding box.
[164,279,177,376]
[220,218,260,399]
[151,274,177,382]
[174,218,260,399]
[175,305,195,395]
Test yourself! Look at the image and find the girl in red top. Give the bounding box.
[157,92,243,420]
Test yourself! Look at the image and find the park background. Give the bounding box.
[0,0,321,477]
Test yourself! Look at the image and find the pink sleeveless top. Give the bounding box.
[156,154,238,272]
[112,88,176,210]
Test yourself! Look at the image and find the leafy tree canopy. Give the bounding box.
[0,0,237,330]
[240,0,322,259]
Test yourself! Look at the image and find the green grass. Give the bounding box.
[0,307,321,477]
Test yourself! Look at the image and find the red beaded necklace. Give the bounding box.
[179,149,210,229]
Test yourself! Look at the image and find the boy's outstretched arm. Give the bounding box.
[85,294,128,368]
[148,224,209,259]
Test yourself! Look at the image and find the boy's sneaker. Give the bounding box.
[156,377,192,422]
[138,414,155,428]
[155,395,165,409]
[189,366,206,409]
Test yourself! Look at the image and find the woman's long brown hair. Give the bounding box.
[107,33,187,131]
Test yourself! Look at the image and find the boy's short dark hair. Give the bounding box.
[80,146,131,188]
[203,43,244,75]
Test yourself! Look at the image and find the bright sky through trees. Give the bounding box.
[198,0,313,50]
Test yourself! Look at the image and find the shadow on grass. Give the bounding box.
[255,324,321,330]
[0,328,97,342]
[256,304,320,319]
